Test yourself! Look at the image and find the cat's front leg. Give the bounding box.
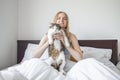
[61,30,70,47]
[48,29,54,45]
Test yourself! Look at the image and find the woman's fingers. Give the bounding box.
[53,33,64,40]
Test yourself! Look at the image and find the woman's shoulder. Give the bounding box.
[69,32,77,40]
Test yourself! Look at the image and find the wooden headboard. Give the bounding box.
[17,40,118,65]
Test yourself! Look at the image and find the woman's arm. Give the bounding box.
[66,33,83,61]
[32,34,49,58]
[53,32,83,61]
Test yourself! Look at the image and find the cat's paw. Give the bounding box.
[59,70,66,75]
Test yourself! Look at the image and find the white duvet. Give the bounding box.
[0,58,120,80]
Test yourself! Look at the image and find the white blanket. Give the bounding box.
[0,58,120,80]
[0,67,28,80]
[66,58,120,80]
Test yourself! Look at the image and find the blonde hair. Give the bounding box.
[53,11,70,38]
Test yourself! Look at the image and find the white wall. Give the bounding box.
[18,0,120,53]
[0,0,18,69]
[0,0,119,70]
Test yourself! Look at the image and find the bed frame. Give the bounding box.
[17,40,118,65]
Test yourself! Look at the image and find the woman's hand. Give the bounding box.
[53,32,64,43]
[52,31,70,48]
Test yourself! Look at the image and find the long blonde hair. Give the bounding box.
[53,11,70,39]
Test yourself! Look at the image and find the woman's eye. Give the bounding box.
[57,17,60,20]
[63,18,67,20]
[57,17,67,21]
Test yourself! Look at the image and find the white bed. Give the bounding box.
[0,40,120,80]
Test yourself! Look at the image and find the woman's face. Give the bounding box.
[56,13,68,29]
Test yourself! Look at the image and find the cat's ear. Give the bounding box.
[49,23,53,28]
[49,23,55,28]
[56,24,61,30]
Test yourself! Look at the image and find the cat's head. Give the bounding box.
[49,23,61,30]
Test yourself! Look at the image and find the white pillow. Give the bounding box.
[22,43,49,62]
[80,46,112,60]
[22,44,112,62]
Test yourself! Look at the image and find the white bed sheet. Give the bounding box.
[96,58,120,75]
[66,58,120,80]
[64,58,120,75]
[0,58,120,80]
[0,66,28,80]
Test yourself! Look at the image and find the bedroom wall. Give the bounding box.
[0,0,18,69]
[18,1,120,53]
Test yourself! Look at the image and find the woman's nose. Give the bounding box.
[59,18,63,23]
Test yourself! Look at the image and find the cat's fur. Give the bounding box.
[47,23,70,74]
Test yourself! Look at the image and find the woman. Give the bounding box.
[15,11,120,80]
[15,11,83,80]
[33,11,83,62]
